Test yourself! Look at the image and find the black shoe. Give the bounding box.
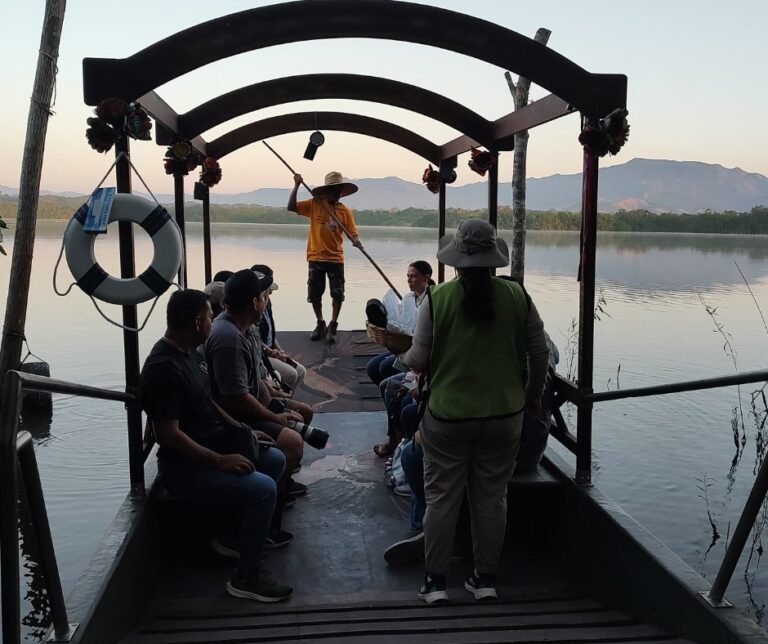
[418,572,449,604]
[384,531,424,566]
[288,479,308,497]
[283,496,296,509]
[464,570,498,600]
[226,570,293,603]
[265,529,293,549]
[310,320,326,341]
[326,321,338,344]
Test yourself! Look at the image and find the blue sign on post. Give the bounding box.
[83,187,115,234]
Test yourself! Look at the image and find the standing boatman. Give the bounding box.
[288,171,363,344]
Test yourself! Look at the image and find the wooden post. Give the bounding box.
[0,0,66,384]
[576,149,599,486]
[202,188,212,285]
[488,153,499,229]
[173,173,187,287]
[505,27,552,283]
[115,137,145,499]
[438,173,447,284]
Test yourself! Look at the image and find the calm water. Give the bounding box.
[4,221,768,638]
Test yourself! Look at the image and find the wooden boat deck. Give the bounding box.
[111,331,692,643]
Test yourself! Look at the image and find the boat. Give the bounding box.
[3,2,768,643]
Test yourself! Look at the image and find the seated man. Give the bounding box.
[204,269,308,516]
[251,263,308,397]
[140,288,292,602]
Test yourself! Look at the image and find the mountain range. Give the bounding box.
[2,158,767,213]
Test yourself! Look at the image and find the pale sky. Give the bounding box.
[2,0,767,195]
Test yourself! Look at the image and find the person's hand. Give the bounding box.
[215,453,255,475]
[252,430,276,445]
[293,173,303,187]
[414,430,422,447]
[352,237,363,249]
[277,350,290,362]
[526,396,542,418]
[288,409,304,423]
[277,411,303,427]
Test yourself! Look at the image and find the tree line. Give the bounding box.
[1,193,766,235]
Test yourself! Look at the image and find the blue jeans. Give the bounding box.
[401,399,419,440]
[160,447,285,577]
[366,352,399,385]
[400,439,425,530]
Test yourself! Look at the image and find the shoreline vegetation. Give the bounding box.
[1,194,767,235]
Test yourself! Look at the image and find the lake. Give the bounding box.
[4,220,768,639]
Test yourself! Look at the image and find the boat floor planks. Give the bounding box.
[117,412,692,644]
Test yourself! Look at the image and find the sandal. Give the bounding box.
[374,442,396,458]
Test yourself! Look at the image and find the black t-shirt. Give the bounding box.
[140,338,227,461]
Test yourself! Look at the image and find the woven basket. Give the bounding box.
[366,322,412,354]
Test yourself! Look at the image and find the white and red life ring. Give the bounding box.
[64,193,182,305]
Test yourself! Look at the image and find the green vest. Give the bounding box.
[428,278,529,420]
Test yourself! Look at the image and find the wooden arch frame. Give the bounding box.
[82,0,625,117]
[175,75,493,147]
[205,112,441,164]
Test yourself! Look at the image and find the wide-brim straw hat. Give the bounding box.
[436,219,509,269]
[311,171,358,198]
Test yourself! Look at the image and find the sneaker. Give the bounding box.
[283,496,296,509]
[265,529,293,549]
[211,537,240,560]
[326,321,338,344]
[418,572,449,604]
[293,464,302,474]
[393,482,411,497]
[288,479,308,497]
[226,569,293,603]
[465,571,498,600]
[384,531,424,566]
[310,320,326,341]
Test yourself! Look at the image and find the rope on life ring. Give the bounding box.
[62,193,182,306]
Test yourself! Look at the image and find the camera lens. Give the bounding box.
[288,419,329,450]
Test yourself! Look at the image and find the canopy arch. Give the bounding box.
[176,75,493,147]
[82,0,626,117]
[205,112,441,164]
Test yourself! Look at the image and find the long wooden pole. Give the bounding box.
[263,140,402,299]
[0,0,67,385]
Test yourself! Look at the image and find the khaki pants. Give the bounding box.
[421,409,523,576]
[268,356,306,395]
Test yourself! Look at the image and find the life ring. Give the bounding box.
[64,193,182,305]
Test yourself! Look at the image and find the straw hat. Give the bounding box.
[311,171,358,198]
[436,219,509,269]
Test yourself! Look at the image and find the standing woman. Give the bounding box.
[401,220,549,604]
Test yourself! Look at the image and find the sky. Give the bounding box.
[2,0,767,196]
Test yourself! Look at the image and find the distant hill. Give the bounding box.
[2,159,767,213]
[210,159,768,213]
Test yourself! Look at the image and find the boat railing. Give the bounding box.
[0,369,138,644]
[551,367,768,608]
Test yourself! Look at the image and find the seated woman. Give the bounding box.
[371,261,434,457]
[203,281,226,318]
[251,264,307,397]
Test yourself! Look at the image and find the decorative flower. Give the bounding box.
[579,108,630,157]
[85,98,152,152]
[199,157,222,187]
[422,165,440,194]
[468,148,496,176]
[164,140,200,176]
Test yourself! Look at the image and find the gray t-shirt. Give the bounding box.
[204,313,261,400]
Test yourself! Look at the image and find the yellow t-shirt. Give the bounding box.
[295,198,358,263]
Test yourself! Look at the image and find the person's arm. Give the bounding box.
[220,391,300,426]
[524,301,550,415]
[343,206,363,248]
[400,296,432,372]
[153,418,254,474]
[287,174,302,212]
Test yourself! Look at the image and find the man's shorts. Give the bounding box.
[307,261,345,303]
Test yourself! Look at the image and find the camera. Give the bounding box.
[287,419,329,450]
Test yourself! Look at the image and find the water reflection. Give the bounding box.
[19,493,52,642]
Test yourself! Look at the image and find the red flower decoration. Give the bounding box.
[200,157,222,187]
[468,148,496,176]
[579,109,630,157]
